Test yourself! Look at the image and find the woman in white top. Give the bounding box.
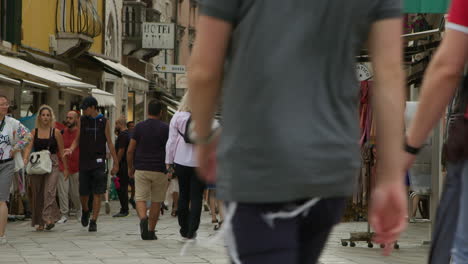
[0,95,31,244]
[165,93,204,239]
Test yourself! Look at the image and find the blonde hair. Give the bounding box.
[116,116,127,127]
[35,105,56,129]
[178,92,191,112]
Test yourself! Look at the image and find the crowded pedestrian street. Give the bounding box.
[1,201,431,264]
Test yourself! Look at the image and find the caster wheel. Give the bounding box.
[341,242,348,247]
[350,242,356,247]
[368,243,373,248]
[394,244,400,249]
[380,244,385,249]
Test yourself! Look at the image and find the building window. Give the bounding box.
[0,0,22,44]
[127,91,135,122]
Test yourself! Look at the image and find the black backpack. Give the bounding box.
[178,116,193,144]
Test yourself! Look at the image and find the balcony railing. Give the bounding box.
[56,0,102,38]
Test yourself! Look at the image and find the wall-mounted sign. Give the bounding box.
[142,23,175,49]
[356,63,373,81]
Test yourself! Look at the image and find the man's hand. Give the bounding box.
[9,149,19,158]
[369,179,408,256]
[128,167,135,179]
[63,148,73,157]
[196,136,219,183]
[111,163,119,176]
[63,169,69,181]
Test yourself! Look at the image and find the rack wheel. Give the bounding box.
[350,242,356,247]
[341,242,348,247]
[380,244,385,249]
[368,243,373,248]
[394,244,400,249]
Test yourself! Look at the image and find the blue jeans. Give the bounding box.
[428,161,468,264]
[452,161,468,264]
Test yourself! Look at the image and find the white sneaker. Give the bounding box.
[76,210,82,221]
[0,236,7,245]
[57,216,68,224]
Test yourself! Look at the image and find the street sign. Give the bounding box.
[155,64,186,74]
[142,23,175,49]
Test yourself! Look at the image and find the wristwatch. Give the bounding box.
[404,138,422,155]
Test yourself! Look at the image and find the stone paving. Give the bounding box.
[0,201,431,264]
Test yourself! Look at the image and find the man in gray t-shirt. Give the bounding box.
[189,0,408,262]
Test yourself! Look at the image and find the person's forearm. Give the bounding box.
[188,69,222,138]
[373,69,406,183]
[127,152,134,170]
[406,56,462,148]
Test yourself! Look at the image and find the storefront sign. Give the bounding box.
[356,64,373,81]
[142,23,175,49]
[155,64,186,74]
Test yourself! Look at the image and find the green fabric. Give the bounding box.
[404,0,450,13]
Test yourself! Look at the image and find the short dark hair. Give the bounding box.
[127,121,134,126]
[148,100,163,116]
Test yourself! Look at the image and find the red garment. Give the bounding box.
[58,127,79,174]
[447,0,468,33]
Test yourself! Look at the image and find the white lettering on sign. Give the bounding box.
[142,23,175,49]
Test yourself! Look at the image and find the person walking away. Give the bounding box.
[127,121,136,209]
[189,0,408,262]
[404,0,468,262]
[57,111,81,224]
[166,93,204,239]
[64,96,119,232]
[23,105,69,231]
[127,100,169,240]
[0,95,30,244]
[113,117,130,217]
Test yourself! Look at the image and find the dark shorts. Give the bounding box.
[227,197,346,264]
[79,166,107,196]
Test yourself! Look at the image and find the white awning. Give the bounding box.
[93,56,148,82]
[91,89,116,107]
[0,74,20,85]
[0,54,95,90]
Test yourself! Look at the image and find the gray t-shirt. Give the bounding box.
[199,0,401,203]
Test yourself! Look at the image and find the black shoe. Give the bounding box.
[140,218,149,240]
[113,212,129,218]
[88,220,97,232]
[187,232,197,240]
[81,210,90,227]
[180,229,188,238]
[146,231,157,240]
[129,199,136,209]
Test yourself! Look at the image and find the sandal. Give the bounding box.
[212,219,218,224]
[214,221,223,231]
[45,223,55,231]
[171,210,178,217]
[36,226,44,232]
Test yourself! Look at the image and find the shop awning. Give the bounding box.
[404,0,450,13]
[0,54,95,90]
[92,56,149,92]
[91,89,116,107]
[0,74,20,85]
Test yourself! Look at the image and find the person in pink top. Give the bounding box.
[165,93,204,239]
[404,0,468,263]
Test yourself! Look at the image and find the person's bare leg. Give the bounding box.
[0,202,8,237]
[81,196,89,212]
[148,202,161,231]
[217,200,224,222]
[412,195,420,218]
[209,190,218,222]
[136,201,147,220]
[172,192,179,213]
[91,194,102,221]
